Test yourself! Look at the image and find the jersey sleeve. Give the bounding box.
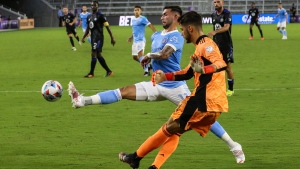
[99,13,109,26]
[142,17,151,26]
[202,42,227,69]
[165,34,184,52]
[224,12,232,24]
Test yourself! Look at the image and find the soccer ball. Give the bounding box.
[41,80,63,102]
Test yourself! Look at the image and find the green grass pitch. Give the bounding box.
[0,23,300,169]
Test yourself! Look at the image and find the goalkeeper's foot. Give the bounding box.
[226,89,234,96]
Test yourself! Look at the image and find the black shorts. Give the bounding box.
[220,47,234,64]
[250,19,260,26]
[66,27,77,35]
[91,36,104,52]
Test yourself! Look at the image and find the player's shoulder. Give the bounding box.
[223,9,231,14]
[96,11,103,16]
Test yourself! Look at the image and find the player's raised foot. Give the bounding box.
[84,74,94,78]
[143,72,150,76]
[78,41,82,45]
[249,36,253,40]
[119,152,140,169]
[148,165,158,169]
[230,142,245,164]
[71,47,77,51]
[226,89,234,96]
[282,36,287,40]
[261,37,264,40]
[67,81,85,108]
[105,71,113,77]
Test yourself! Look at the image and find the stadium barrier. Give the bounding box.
[0,20,19,29]
[19,19,34,29]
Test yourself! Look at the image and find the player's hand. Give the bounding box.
[190,57,205,74]
[69,23,73,26]
[207,31,216,38]
[127,37,133,42]
[151,70,166,86]
[141,55,151,68]
[81,38,85,43]
[111,39,116,46]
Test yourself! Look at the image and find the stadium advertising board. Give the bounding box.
[114,14,290,26]
[0,20,19,29]
[19,19,34,29]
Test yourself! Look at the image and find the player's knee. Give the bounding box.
[166,119,182,134]
[133,55,138,61]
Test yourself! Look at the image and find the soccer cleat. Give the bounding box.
[84,74,94,78]
[148,165,158,169]
[105,71,114,77]
[226,89,234,96]
[230,142,245,164]
[143,72,150,76]
[261,37,264,40]
[71,47,77,51]
[282,36,287,40]
[119,152,140,169]
[67,81,85,108]
[78,41,82,45]
[249,36,253,40]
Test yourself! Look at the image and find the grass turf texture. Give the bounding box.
[0,24,300,169]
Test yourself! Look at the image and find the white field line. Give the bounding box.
[0,88,300,93]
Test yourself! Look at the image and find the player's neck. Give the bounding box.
[92,10,98,14]
[163,26,177,33]
[216,7,224,15]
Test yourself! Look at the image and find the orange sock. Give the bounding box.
[136,124,171,157]
[152,134,181,168]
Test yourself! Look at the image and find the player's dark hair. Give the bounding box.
[93,1,99,5]
[251,2,255,4]
[164,6,182,16]
[178,11,202,28]
[279,2,282,4]
[134,5,142,10]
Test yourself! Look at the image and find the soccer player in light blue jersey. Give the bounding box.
[79,6,91,43]
[68,6,244,165]
[274,2,288,39]
[128,6,156,76]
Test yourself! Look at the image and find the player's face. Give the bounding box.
[214,0,223,11]
[63,7,68,15]
[134,8,142,17]
[91,2,98,11]
[82,6,87,12]
[161,9,176,29]
[251,3,255,8]
[179,24,192,44]
[278,4,282,9]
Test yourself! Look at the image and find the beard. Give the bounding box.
[185,32,192,44]
[163,22,171,29]
[215,6,222,11]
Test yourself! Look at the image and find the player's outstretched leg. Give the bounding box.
[210,121,245,163]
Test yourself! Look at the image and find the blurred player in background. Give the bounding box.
[81,1,115,78]
[62,6,81,51]
[69,5,244,166]
[79,5,91,43]
[208,0,235,96]
[246,2,264,40]
[128,5,156,76]
[274,2,288,40]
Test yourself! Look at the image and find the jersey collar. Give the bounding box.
[196,35,208,44]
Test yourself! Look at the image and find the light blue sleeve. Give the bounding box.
[142,17,151,26]
[166,34,184,51]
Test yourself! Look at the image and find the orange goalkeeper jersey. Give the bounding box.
[173,35,228,112]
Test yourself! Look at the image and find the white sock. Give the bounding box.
[91,95,101,104]
[221,132,237,148]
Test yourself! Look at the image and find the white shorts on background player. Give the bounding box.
[277,21,286,28]
[135,81,190,105]
[132,41,145,56]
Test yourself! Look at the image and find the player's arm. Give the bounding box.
[78,18,82,27]
[105,25,116,46]
[127,34,133,42]
[146,45,174,60]
[69,16,77,26]
[81,27,90,42]
[147,23,156,33]
[62,20,65,27]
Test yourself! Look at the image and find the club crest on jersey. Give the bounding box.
[220,18,224,22]
[94,18,97,21]
[170,36,178,43]
[206,46,213,52]
[162,38,168,44]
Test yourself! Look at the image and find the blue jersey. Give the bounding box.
[80,12,90,29]
[132,16,150,42]
[151,30,185,88]
[277,8,287,22]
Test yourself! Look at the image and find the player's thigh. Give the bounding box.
[71,28,77,36]
[158,83,190,105]
[91,36,104,52]
[132,41,145,56]
[135,81,166,101]
[220,48,233,64]
[280,22,286,29]
[66,28,73,36]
